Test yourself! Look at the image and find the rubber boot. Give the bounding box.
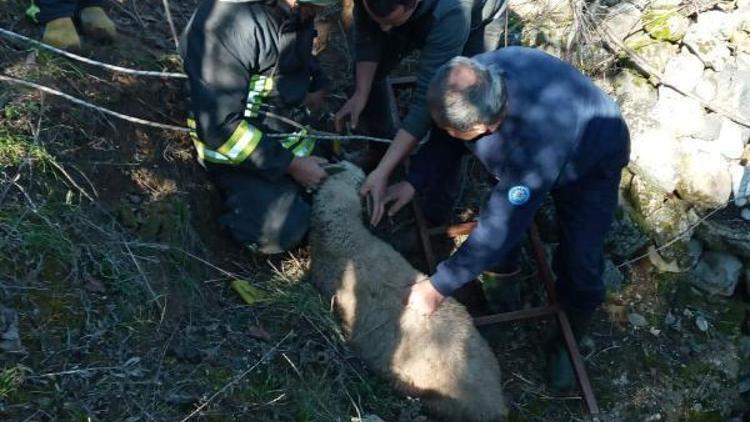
[479,268,522,313]
[545,310,592,393]
[42,17,81,50]
[80,7,117,43]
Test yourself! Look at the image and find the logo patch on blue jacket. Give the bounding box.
[508,185,531,206]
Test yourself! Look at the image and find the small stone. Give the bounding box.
[603,259,625,291]
[695,315,709,331]
[684,308,694,317]
[613,372,630,385]
[689,251,743,296]
[0,306,23,352]
[742,208,750,220]
[629,312,648,328]
[665,311,677,325]
[650,327,662,336]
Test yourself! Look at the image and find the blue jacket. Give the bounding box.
[407,47,630,297]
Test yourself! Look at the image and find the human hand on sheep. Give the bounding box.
[360,168,389,226]
[288,156,329,191]
[406,279,445,316]
[383,180,415,217]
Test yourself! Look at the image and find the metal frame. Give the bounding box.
[412,196,600,415]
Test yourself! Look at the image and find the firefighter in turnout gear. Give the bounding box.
[180,0,337,254]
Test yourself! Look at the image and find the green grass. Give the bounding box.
[0,367,25,399]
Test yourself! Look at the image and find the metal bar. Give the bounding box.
[428,221,478,237]
[528,223,558,304]
[529,224,599,414]
[387,75,418,86]
[557,309,600,414]
[474,305,558,326]
[413,201,438,273]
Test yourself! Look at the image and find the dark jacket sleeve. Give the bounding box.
[429,132,569,296]
[400,8,471,140]
[182,7,294,180]
[353,2,384,63]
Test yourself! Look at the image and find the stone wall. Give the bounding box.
[509,0,750,293]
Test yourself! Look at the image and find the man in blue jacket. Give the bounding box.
[373,47,630,389]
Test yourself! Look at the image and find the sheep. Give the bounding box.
[309,161,507,422]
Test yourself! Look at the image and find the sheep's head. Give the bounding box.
[313,161,367,222]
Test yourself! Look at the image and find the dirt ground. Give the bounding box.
[0,0,748,421]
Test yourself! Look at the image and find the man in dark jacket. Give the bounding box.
[380,47,630,388]
[335,0,506,204]
[180,0,336,254]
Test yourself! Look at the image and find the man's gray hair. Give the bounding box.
[426,56,506,132]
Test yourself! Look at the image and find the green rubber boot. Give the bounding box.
[80,7,117,43]
[42,17,81,50]
[545,311,592,393]
[479,268,522,313]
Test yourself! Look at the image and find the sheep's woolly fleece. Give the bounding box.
[309,161,507,422]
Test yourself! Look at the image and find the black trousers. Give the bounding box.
[37,0,104,24]
[212,168,312,255]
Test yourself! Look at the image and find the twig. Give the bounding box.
[585,344,622,362]
[281,353,303,379]
[48,159,96,202]
[122,240,163,310]
[179,331,292,422]
[161,0,180,51]
[0,27,187,79]
[29,365,122,379]
[126,241,241,279]
[616,199,731,269]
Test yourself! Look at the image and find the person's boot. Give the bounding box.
[42,17,81,50]
[79,7,117,43]
[479,268,523,314]
[545,310,593,393]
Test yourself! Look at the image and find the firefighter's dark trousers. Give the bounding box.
[212,169,311,255]
[37,0,105,24]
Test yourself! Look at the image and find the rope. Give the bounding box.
[0,27,187,79]
[0,74,393,143]
[616,194,748,269]
[0,74,190,132]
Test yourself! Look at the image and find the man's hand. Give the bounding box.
[406,279,445,316]
[288,156,329,190]
[360,168,389,226]
[383,181,415,219]
[334,92,367,132]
